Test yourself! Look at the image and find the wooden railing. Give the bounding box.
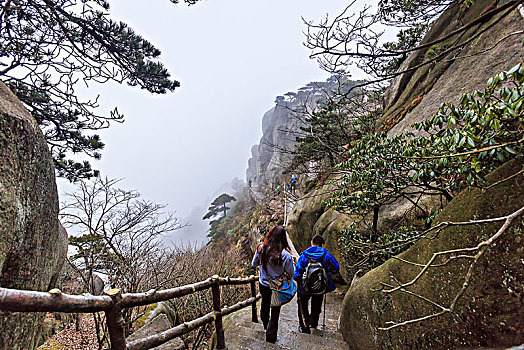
[0,275,261,349]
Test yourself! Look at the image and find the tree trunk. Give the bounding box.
[75,313,80,331]
[371,205,379,242]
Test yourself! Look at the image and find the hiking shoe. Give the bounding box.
[298,326,311,334]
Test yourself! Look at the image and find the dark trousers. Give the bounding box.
[297,293,323,329]
[259,282,281,343]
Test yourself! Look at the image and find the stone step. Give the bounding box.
[220,291,348,350]
[277,314,340,327]
[226,330,346,350]
[225,332,288,349]
[227,323,347,349]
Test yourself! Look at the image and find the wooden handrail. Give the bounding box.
[127,294,262,350]
[0,274,261,350]
[0,287,113,313]
[121,278,217,308]
[0,275,259,312]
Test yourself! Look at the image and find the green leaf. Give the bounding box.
[507,64,521,75]
[507,108,517,117]
[492,119,501,131]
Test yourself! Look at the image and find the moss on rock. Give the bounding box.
[340,158,524,349]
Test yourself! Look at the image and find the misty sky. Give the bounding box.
[57,0,371,242]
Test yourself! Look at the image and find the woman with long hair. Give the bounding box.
[252,225,295,343]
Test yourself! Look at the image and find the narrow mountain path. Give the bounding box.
[225,186,348,349]
[223,290,347,349]
[283,190,299,227]
[283,190,300,260]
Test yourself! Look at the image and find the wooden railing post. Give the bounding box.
[105,289,127,350]
[211,275,226,349]
[250,280,258,323]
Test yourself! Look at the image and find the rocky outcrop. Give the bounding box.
[0,81,67,349]
[127,314,185,349]
[246,102,304,188]
[246,145,259,186]
[286,175,439,282]
[340,158,524,349]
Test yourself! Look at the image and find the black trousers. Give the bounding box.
[259,282,281,343]
[297,293,323,329]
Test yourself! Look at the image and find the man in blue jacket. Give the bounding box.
[294,234,339,334]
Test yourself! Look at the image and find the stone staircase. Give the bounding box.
[222,291,348,349]
[283,190,299,228]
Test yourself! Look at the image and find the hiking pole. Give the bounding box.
[322,293,327,330]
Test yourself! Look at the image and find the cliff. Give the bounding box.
[246,78,354,188]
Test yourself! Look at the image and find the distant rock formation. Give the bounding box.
[0,81,68,349]
[246,103,301,188]
[246,78,350,188]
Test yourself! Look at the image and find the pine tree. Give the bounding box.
[0,0,200,180]
[203,193,237,220]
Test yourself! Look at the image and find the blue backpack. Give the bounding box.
[269,272,297,306]
[301,252,327,295]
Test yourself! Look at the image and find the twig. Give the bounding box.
[481,168,524,191]
[378,205,524,331]
[403,139,523,160]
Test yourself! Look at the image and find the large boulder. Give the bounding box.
[0,81,67,349]
[340,158,524,349]
[127,314,185,350]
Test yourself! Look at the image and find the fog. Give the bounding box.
[57,0,362,244]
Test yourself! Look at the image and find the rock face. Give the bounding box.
[383,0,524,137]
[47,222,69,291]
[245,79,348,187]
[0,81,67,349]
[286,175,438,282]
[340,159,524,349]
[246,103,304,188]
